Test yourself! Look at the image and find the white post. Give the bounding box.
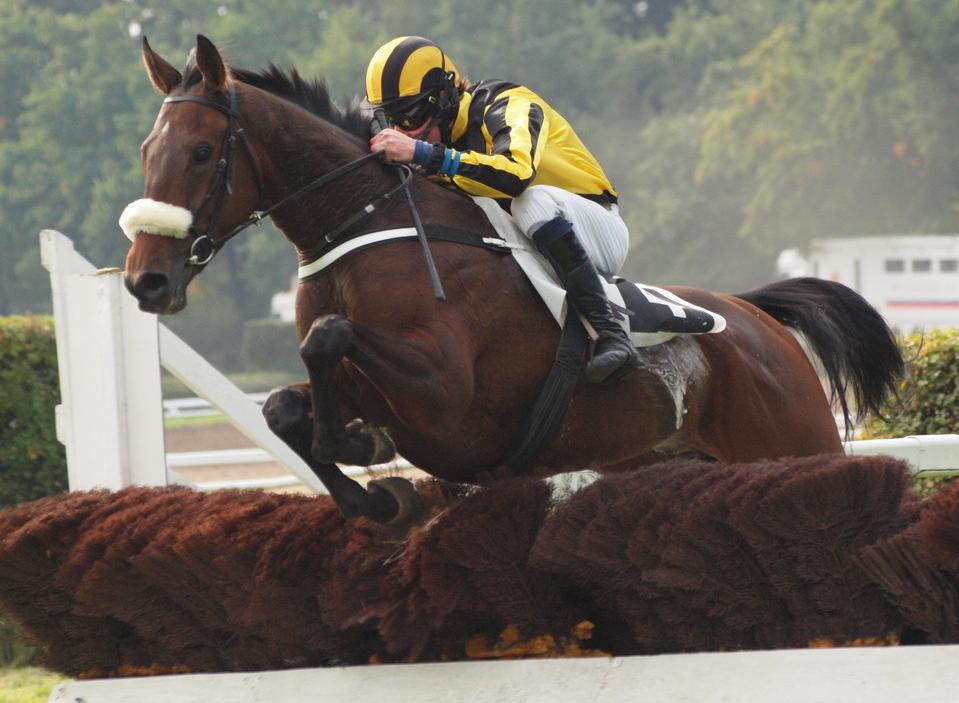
[40,230,167,490]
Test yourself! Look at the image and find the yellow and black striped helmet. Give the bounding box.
[364,36,460,108]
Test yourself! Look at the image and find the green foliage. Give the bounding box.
[912,472,959,500]
[699,0,959,253]
[0,616,35,668]
[863,328,959,438]
[241,318,302,375]
[0,316,66,509]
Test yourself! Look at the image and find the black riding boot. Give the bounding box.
[532,217,639,383]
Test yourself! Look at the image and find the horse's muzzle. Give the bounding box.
[124,271,177,313]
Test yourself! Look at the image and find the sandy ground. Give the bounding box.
[165,421,425,493]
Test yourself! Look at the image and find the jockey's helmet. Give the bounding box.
[364,36,461,130]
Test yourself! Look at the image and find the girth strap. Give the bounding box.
[503,313,589,473]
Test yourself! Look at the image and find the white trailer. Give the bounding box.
[778,234,959,333]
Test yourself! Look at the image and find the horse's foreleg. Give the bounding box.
[261,380,409,523]
[262,382,312,457]
[299,315,395,466]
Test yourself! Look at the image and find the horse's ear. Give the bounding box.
[195,34,227,92]
[141,37,182,95]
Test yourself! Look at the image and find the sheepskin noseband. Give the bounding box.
[119,198,193,241]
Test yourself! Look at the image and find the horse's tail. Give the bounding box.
[734,277,904,434]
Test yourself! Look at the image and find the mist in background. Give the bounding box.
[1,0,956,369]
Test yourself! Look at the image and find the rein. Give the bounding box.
[163,83,412,267]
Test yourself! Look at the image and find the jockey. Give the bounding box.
[364,36,638,384]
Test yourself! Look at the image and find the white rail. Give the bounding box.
[845,434,959,473]
[40,230,324,493]
[167,448,412,492]
[164,392,270,419]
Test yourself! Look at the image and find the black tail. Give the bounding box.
[735,277,904,435]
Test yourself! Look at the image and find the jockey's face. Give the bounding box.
[396,119,440,142]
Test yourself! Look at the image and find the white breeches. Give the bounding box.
[510,185,630,278]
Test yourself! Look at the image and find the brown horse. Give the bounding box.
[124,36,903,523]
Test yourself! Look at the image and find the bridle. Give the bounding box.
[163,82,412,267]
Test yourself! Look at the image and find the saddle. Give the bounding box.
[470,197,727,345]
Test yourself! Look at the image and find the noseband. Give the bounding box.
[160,83,412,267]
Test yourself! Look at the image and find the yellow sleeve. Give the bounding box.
[440,88,548,199]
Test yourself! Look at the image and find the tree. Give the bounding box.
[699,0,959,254]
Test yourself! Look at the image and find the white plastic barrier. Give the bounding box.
[49,644,959,703]
[846,434,959,473]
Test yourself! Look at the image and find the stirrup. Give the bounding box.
[584,332,639,384]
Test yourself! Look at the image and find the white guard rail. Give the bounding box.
[845,434,959,473]
[49,644,959,703]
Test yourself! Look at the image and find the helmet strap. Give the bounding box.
[436,71,460,144]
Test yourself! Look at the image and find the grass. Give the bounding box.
[163,414,230,430]
[0,667,64,703]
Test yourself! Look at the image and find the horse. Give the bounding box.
[123,36,903,524]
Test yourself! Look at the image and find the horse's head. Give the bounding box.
[123,35,262,313]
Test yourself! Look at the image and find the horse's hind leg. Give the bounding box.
[299,315,395,466]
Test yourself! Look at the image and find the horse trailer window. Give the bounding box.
[912,259,932,273]
[884,259,905,273]
[941,259,958,273]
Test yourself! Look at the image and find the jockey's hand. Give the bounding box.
[370,128,416,164]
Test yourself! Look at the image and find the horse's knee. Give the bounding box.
[262,386,312,447]
[300,314,354,366]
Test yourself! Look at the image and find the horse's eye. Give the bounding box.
[191,146,214,164]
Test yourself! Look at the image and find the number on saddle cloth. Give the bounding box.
[614,280,726,336]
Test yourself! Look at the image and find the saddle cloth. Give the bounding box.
[472,197,726,347]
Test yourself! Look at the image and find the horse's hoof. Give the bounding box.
[368,477,422,526]
[262,387,311,437]
[336,420,397,466]
[263,387,313,458]
[355,421,397,465]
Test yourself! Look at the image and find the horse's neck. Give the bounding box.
[245,89,492,257]
[249,100,394,255]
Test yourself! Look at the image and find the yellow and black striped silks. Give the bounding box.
[435,80,618,203]
[365,36,460,106]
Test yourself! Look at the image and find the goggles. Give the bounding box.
[386,94,439,130]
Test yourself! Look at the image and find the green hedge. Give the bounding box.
[0,316,66,509]
[241,318,302,375]
[863,328,959,439]
[0,615,35,667]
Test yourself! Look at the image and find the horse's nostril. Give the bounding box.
[131,272,170,303]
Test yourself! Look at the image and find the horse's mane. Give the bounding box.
[233,66,370,139]
[180,56,369,140]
